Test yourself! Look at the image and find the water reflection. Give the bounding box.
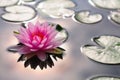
[1,0,120,80]
[0,20,73,79]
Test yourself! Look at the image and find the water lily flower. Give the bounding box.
[9,21,67,69]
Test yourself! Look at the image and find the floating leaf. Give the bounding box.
[89,76,120,80]
[21,0,36,4]
[2,5,36,22]
[73,11,102,24]
[0,0,19,7]
[81,36,120,64]
[36,0,75,18]
[55,28,68,43]
[22,0,35,2]
[37,0,75,9]
[56,24,63,31]
[109,11,120,24]
[89,0,120,9]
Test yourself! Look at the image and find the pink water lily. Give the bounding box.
[14,21,63,61]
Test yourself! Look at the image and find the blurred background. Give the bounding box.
[0,0,120,80]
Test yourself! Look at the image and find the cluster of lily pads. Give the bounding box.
[74,0,120,24]
[1,0,120,24]
[80,0,120,66]
[89,0,120,24]
[89,76,120,80]
[0,0,76,22]
[0,0,36,22]
[81,36,120,79]
[80,0,120,79]
[0,0,106,24]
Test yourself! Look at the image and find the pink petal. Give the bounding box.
[52,39,63,47]
[42,22,49,29]
[41,37,47,44]
[37,52,47,61]
[24,43,33,47]
[38,44,44,48]
[44,45,53,49]
[16,35,31,44]
[19,27,29,37]
[30,48,38,51]
[35,21,41,28]
[47,31,58,41]
[28,22,34,28]
[28,22,38,33]
[17,28,31,42]
[33,36,41,43]
[18,46,31,54]
[32,40,38,46]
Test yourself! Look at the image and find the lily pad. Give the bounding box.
[1,5,36,22]
[21,0,36,4]
[109,11,120,24]
[37,0,75,9]
[55,28,68,43]
[89,76,120,80]
[89,0,120,9]
[81,35,120,64]
[36,0,75,18]
[0,0,19,7]
[22,0,35,2]
[73,11,102,24]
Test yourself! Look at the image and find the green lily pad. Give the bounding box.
[73,11,102,24]
[109,11,120,24]
[81,35,120,64]
[0,0,19,7]
[36,0,75,18]
[1,5,37,22]
[89,76,120,80]
[22,0,35,2]
[89,0,120,9]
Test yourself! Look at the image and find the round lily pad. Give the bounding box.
[0,0,19,7]
[37,0,75,9]
[109,11,120,24]
[55,24,69,43]
[21,0,36,4]
[89,0,120,9]
[73,11,102,24]
[22,0,35,2]
[36,0,75,18]
[89,76,120,80]
[81,35,120,64]
[1,5,37,22]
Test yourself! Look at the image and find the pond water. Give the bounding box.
[0,0,120,80]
